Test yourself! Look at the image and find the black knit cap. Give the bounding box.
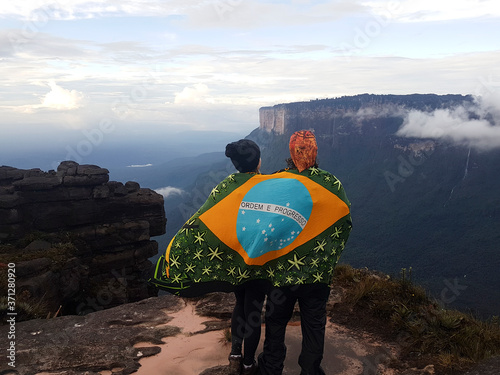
[225,139,260,173]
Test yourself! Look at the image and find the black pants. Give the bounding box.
[258,284,330,375]
[231,279,268,365]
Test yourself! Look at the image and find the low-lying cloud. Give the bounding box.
[127,164,153,168]
[343,103,408,122]
[396,95,500,151]
[155,186,185,199]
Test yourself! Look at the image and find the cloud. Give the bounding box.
[370,0,500,23]
[185,1,376,30]
[396,95,500,150]
[155,186,185,198]
[343,103,409,122]
[172,83,211,105]
[0,1,194,20]
[0,1,366,25]
[41,81,85,110]
[3,0,495,27]
[1,0,499,137]
[473,89,500,119]
[127,163,153,168]
[1,81,86,116]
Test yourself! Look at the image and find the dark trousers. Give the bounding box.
[258,284,330,375]
[231,279,268,365]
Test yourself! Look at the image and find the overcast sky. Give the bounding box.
[1,0,499,157]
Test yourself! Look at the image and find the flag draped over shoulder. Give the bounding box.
[150,167,352,296]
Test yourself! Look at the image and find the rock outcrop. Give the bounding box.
[2,291,491,375]
[259,94,472,136]
[259,105,286,134]
[0,294,185,375]
[252,93,500,319]
[0,263,497,374]
[0,161,166,316]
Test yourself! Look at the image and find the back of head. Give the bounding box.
[225,139,261,173]
[289,130,318,172]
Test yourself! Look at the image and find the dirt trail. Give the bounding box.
[134,300,399,375]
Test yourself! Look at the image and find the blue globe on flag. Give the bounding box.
[236,178,313,258]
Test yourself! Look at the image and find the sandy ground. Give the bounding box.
[129,300,399,375]
[132,301,229,375]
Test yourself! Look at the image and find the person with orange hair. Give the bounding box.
[258,130,352,375]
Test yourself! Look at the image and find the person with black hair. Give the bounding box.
[225,139,268,375]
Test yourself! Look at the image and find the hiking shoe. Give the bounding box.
[228,354,242,375]
[242,361,258,375]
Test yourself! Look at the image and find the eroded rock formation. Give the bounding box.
[0,161,166,316]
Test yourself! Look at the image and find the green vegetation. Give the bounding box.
[331,264,500,373]
[0,231,78,323]
[0,231,77,264]
[219,327,232,346]
[0,296,48,322]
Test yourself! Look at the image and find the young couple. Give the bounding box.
[225,130,349,375]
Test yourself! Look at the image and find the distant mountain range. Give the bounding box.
[116,94,500,318]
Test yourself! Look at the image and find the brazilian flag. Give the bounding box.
[150,168,352,296]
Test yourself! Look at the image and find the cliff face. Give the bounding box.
[0,161,166,316]
[250,93,500,318]
[259,93,473,137]
[259,105,286,134]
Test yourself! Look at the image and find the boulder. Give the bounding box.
[0,161,166,317]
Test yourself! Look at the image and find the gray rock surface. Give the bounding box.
[0,295,183,375]
[0,292,498,375]
[0,161,166,316]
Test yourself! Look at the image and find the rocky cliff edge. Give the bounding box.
[0,161,166,317]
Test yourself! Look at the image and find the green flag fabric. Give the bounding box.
[150,168,352,296]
